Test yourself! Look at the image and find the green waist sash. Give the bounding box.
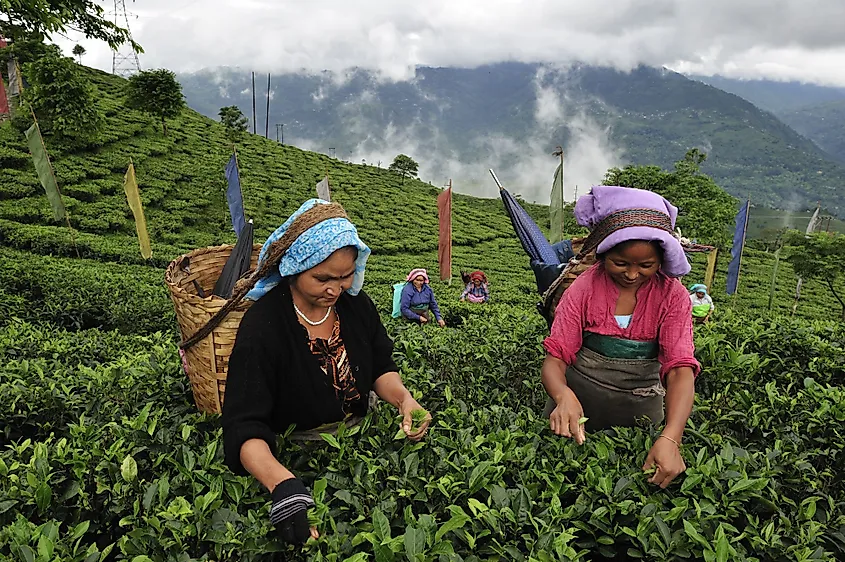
[582,332,658,360]
[410,304,429,312]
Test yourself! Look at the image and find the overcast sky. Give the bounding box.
[55,0,845,86]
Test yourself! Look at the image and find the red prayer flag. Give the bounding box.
[0,74,8,116]
[437,185,452,281]
[0,36,7,115]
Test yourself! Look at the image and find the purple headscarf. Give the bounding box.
[574,185,691,277]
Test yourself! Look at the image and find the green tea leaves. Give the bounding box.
[120,455,138,483]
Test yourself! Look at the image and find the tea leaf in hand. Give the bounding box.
[410,408,429,432]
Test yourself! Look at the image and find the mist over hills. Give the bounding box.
[179,63,845,216]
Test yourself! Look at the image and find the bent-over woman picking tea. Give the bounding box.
[541,185,699,489]
[220,199,431,546]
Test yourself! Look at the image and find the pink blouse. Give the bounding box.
[543,263,700,380]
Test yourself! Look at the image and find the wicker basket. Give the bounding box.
[165,244,261,414]
[540,236,597,323]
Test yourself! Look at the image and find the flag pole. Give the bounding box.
[28,105,79,258]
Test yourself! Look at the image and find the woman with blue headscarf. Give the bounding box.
[221,200,430,546]
[689,284,714,323]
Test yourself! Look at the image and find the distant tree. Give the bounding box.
[218,105,248,142]
[388,154,419,183]
[20,45,104,148]
[784,231,845,320]
[603,148,736,246]
[0,0,141,52]
[125,69,185,136]
[72,44,86,63]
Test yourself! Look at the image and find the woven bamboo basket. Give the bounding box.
[541,236,597,322]
[165,244,261,414]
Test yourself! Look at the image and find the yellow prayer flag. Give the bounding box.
[704,248,718,291]
[123,161,152,259]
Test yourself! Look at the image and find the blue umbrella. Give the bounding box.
[490,169,560,265]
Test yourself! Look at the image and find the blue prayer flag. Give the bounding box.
[225,153,246,237]
[499,187,559,265]
[726,199,750,295]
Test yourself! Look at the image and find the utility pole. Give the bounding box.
[251,72,256,135]
[265,73,271,139]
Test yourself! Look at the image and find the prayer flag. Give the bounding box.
[437,185,452,281]
[316,176,331,201]
[726,199,750,295]
[550,160,564,244]
[123,161,152,259]
[7,60,23,96]
[703,248,718,291]
[767,247,781,311]
[793,203,821,304]
[0,74,8,116]
[24,122,66,221]
[225,153,246,236]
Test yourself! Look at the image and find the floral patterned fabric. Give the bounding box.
[308,320,360,414]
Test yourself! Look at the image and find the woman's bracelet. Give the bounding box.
[659,434,681,447]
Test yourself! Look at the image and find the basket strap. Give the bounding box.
[179,203,348,350]
[540,208,675,315]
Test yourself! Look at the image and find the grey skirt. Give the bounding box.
[544,343,665,431]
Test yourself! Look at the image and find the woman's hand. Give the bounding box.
[549,386,586,444]
[419,315,428,324]
[643,435,686,488]
[269,478,320,545]
[437,318,446,328]
[398,396,431,440]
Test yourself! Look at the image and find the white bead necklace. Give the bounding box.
[293,303,332,326]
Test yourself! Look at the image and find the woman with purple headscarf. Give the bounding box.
[541,186,700,489]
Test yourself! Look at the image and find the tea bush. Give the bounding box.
[1,311,843,561]
[2,60,844,562]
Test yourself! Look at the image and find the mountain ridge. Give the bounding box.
[178,62,845,216]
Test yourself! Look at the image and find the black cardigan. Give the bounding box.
[221,283,398,475]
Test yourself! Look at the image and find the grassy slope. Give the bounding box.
[0,66,839,322]
[0,68,544,260]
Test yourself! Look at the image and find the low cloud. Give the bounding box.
[54,0,845,87]
[293,67,624,204]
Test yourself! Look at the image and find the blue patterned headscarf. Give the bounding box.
[245,199,370,301]
[689,284,707,295]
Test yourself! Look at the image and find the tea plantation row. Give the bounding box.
[1,243,844,561]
